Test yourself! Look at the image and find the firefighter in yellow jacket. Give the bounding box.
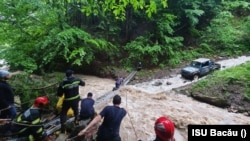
[57,69,85,133]
[11,96,49,141]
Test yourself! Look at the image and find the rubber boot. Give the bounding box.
[61,123,66,134]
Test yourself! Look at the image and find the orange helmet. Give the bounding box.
[34,96,49,108]
[154,116,175,141]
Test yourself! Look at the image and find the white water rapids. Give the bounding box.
[2,56,250,141]
[77,55,250,141]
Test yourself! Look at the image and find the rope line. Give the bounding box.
[0,106,11,112]
[13,81,59,106]
[125,91,139,140]
[127,112,139,140]
[11,121,44,127]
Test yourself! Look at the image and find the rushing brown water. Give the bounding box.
[76,56,250,141]
[4,56,250,141]
[77,72,250,141]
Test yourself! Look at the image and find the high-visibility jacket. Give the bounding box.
[13,107,44,141]
[57,76,85,99]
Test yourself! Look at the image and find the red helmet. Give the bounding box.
[34,96,49,108]
[154,116,175,141]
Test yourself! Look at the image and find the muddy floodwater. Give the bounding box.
[78,55,250,141]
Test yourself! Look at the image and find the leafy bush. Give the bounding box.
[10,72,64,110]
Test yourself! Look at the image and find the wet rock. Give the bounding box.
[169,74,175,78]
[133,76,139,80]
[166,81,172,85]
[238,106,246,113]
[183,80,188,83]
[228,107,238,113]
[153,81,162,86]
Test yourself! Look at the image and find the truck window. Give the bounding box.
[191,61,201,68]
[202,61,209,67]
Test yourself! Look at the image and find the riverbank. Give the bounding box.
[77,55,250,141]
[78,75,250,141]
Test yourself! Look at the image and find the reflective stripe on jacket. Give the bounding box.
[15,107,43,136]
[58,76,85,100]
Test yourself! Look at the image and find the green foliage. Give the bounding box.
[10,72,64,110]
[216,63,250,81]
[141,11,184,66]
[37,27,114,67]
[123,32,184,67]
[0,0,118,73]
[191,79,210,92]
[80,0,167,20]
[178,50,201,62]
[223,0,250,16]
[168,0,220,28]
[0,0,250,75]
[1,47,38,73]
[200,10,246,54]
[243,89,250,101]
[161,37,184,66]
[185,9,205,26]
[0,0,60,72]
[241,16,250,45]
[197,0,250,57]
[156,13,178,36]
[124,36,162,66]
[191,61,250,100]
[198,43,214,54]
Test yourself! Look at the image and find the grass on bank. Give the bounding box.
[190,61,250,101]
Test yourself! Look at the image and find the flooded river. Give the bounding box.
[78,55,250,141]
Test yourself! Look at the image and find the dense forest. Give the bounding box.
[0,0,249,76]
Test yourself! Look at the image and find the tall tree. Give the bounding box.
[0,0,115,73]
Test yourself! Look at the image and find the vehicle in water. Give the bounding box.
[181,58,221,80]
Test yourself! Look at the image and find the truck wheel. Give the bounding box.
[215,63,221,70]
[216,65,221,70]
[193,75,199,81]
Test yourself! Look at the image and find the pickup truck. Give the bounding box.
[181,58,221,80]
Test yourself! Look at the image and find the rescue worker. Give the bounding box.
[113,77,123,91]
[11,96,49,141]
[57,69,85,133]
[79,92,95,120]
[0,70,16,119]
[137,62,142,71]
[78,95,127,141]
[154,116,175,141]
